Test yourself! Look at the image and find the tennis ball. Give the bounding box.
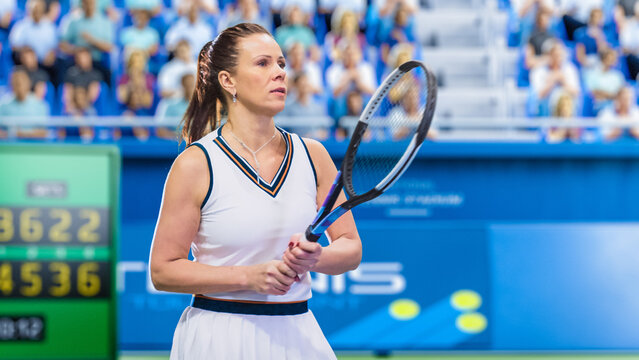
[389,299,420,320]
[450,289,482,311]
[456,312,487,334]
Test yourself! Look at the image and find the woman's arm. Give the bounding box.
[150,146,297,295]
[283,138,362,276]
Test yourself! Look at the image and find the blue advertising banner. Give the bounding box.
[490,223,639,350]
[312,221,491,351]
[113,141,639,351]
[117,221,492,351]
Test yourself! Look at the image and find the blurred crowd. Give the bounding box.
[1,0,639,142]
[0,0,421,140]
[506,0,639,141]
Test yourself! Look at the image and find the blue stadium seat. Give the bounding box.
[45,82,60,116]
[95,82,114,115]
[516,46,529,88]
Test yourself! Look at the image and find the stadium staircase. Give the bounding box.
[417,0,528,129]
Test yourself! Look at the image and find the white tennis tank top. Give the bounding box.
[190,125,318,303]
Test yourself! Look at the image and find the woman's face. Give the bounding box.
[395,4,409,27]
[395,48,411,67]
[340,13,358,35]
[128,51,147,72]
[556,98,573,117]
[603,51,617,67]
[232,34,288,117]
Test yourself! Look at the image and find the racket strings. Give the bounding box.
[349,67,431,196]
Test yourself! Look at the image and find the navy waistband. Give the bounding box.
[191,296,308,316]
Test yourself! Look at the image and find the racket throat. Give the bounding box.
[306,206,351,242]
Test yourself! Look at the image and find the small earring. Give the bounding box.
[232,93,237,103]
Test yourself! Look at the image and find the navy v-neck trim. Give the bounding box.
[213,126,293,198]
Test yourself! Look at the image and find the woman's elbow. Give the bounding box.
[149,262,169,292]
[347,243,363,271]
[351,250,363,271]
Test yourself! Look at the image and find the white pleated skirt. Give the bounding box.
[170,306,337,360]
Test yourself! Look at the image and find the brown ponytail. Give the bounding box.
[181,23,272,145]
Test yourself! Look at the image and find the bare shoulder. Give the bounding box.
[173,145,209,173]
[301,137,338,185]
[165,145,210,205]
[300,137,331,164]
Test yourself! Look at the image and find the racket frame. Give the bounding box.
[305,61,437,242]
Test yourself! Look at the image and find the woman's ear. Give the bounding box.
[218,70,236,98]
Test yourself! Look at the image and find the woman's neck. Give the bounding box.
[225,105,277,149]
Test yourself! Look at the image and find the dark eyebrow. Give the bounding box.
[253,55,286,61]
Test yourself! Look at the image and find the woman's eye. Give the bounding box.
[279,62,286,69]
[258,61,267,66]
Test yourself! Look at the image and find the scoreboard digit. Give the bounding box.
[0,144,119,359]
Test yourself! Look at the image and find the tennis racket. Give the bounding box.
[305,60,437,242]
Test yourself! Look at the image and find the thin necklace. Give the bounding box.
[228,127,278,183]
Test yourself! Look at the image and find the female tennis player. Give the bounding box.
[149,23,362,359]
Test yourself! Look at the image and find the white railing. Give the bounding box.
[2,115,638,143]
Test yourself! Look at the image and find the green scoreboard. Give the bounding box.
[0,144,119,359]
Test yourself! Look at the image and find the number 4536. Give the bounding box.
[0,262,102,298]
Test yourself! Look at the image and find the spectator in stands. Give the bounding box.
[530,41,580,116]
[125,0,162,15]
[17,48,50,99]
[0,0,15,34]
[155,74,193,139]
[69,0,118,19]
[157,39,196,99]
[43,0,61,22]
[324,9,366,62]
[524,8,555,70]
[120,9,160,58]
[282,73,325,117]
[620,2,639,80]
[274,5,320,61]
[327,40,376,118]
[156,73,193,122]
[0,69,50,138]
[383,43,417,104]
[615,0,638,29]
[373,0,417,24]
[545,93,581,142]
[282,73,328,138]
[117,49,155,116]
[509,0,555,46]
[173,0,218,17]
[165,2,214,58]
[584,47,626,114]
[378,0,415,64]
[63,47,103,113]
[598,87,639,140]
[9,0,57,70]
[388,87,437,140]
[270,0,316,28]
[285,42,322,96]
[345,90,363,116]
[332,89,363,140]
[575,8,609,68]
[59,0,114,84]
[559,0,605,40]
[319,0,366,20]
[220,0,269,30]
[64,85,97,116]
[317,0,366,39]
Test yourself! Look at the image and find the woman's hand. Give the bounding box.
[282,233,322,276]
[247,260,297,295]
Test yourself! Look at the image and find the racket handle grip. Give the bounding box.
[305,226,321,242]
